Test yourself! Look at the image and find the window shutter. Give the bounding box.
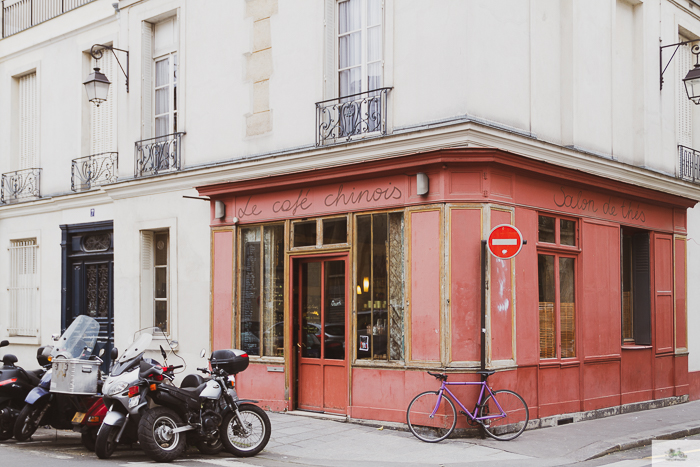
[91,53,115,154]
[324,0,336,100]
[140,231,155,328]
[142,22,154,140]
[678,38,693,147]
[632,232,651,345]
[19,73,37,169]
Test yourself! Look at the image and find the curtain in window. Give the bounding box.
[367,0,382,92]
[339,0,361,98]
[155,57,170,138]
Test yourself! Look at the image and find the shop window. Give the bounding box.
[292,216,348,248]
[323,217,347,244]
[537,214,578,359]
[240,224,285,357]
[355,212,404,361]
[621,229,651,345]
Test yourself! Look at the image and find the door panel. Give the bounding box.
[297,257,347,414]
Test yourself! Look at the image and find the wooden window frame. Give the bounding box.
[620,228,651,346]
[290,215,351,251]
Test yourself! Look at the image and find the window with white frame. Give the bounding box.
[140,230,169,333]
[8,239,39,336]
[154,18,178,138]
[338,0,382,98]
[18,72,37,169]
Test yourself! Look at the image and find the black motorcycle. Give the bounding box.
[0,340,51,440]
[134,349,270,463]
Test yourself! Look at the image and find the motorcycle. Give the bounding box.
[94,326,167,458]
[0,341,51,440]
[13,315,103,443]
[135,348,270,463]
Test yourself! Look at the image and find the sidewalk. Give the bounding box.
[262,400,700,466]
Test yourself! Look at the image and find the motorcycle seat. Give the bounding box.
[25,369,44,385]
[177,383,208,395]
[180,374,205,388]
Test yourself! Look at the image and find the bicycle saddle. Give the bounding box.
[427,371,447,381]
[476,369,495,377]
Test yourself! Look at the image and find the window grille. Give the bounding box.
[8,239,38,336]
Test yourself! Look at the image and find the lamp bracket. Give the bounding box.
[660,39,700,90]
[90,44,129,93]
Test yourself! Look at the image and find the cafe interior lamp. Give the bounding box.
[363,277,370,293]
[357,285,362,295]
[83,67,111,106]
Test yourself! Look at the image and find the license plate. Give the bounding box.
[129,397,139,408]
[72,412,86,423]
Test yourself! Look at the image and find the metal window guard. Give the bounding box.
[679,145,700,183]
[71,152,118,192]
[316,87,392,146]
[2,0,96,38]
[134,132,185,178]
[1,168,41,204]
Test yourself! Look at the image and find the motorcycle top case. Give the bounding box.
[50,357,100,395]
[210,349,249,374]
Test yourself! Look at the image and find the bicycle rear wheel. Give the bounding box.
[478,389,529,441]
[406,391,456,443]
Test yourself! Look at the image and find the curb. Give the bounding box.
[587,425,700,460]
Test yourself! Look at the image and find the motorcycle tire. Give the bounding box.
[81,425,99,451]
[137,407,187,463]
[0,401,14,441]
[95,423,120,459]
[13,400,48,442]
[195,436,224,455]
[220,404,271,457]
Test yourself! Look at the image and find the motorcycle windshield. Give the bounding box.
[117,327,163,363]
[51,315,100,359]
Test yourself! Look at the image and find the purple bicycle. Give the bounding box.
[406,371,529,442]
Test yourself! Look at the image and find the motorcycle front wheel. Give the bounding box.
[95,423,120,459]
[137,407,187,463]
[220,404,271,457]
[13,400,48,442]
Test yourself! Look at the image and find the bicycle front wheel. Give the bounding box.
[478,389,529,441]
[406,391,456,443]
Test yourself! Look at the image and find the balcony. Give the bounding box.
[316,87,392,146]
[679,145,700,183]
[71,152,118,192]
[1,168,41,204]
[2,0,95,38]
[134,132,185,178]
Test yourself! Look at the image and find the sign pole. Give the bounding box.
[481,239,487,379]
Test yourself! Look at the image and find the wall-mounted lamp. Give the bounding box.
[416,172,429,196]
[660,39,700,103]
[214,200,226,219]
[84,44,129,106]
[363,277,370,293]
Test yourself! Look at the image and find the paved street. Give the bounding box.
[2,400,700,466]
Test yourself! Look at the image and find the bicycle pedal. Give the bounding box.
[459,411,468,417]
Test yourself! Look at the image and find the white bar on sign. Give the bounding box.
[492,239,517,245]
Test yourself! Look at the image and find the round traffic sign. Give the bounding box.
[487,224,523,259]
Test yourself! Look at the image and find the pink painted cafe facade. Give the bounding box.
[197,149,692,424]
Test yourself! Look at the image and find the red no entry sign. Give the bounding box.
[487,224,523,259]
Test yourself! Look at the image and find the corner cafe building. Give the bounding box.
[197,149,692,424]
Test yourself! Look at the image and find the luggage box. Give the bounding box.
[211,349,249,375]
[50,357,101,395]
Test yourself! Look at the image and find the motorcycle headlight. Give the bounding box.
[110,381,129,395]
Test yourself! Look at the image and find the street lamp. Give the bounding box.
[83,67,111,106]
[684,45,700,105]
[83,44,129,106]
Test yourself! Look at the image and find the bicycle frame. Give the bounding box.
[431,380,506,422]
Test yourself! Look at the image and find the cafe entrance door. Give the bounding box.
[295,257,348,414]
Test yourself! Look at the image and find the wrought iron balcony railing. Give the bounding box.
[679,145,700,183]
[1,168,41,204]
[135,132,185,178]
[71,152,118,192]
[2,0,95,38]
[316,87,392,146]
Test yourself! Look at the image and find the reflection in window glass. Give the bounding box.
[240,228,261,356]
[538,254,555,359]
[301,262,322,358]
[324,261,346,360]
[538,216,555,243]
[294,221,317,247]
[263,225,285,357]
[323,218,347,244]
[154,232,168,333]
[559,257,575,358]
[356,212,404,361]
[560,219,576,246]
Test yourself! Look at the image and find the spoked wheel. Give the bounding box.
[478,390,529,441]
[137,407,187,462]
[220,404,271,457]
[406,391,457,443]
[196,436,224,455]
[13,401,48,442]
[95,423,120,459]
